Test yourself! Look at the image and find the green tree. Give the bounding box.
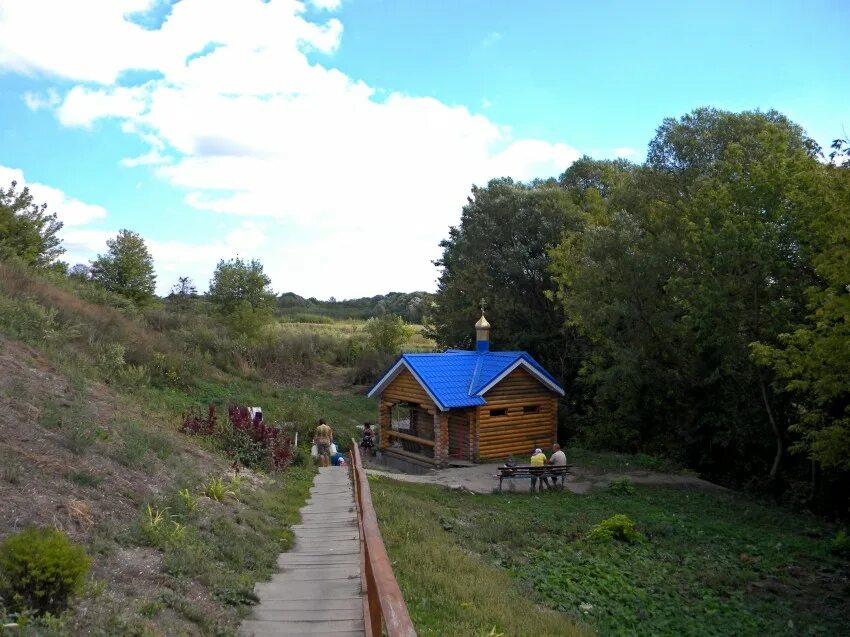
[365,314,414,355]
[427,178,582,388]
[0,181,64,267]
[90,229,157,305]
[751,165,850,471]
[166,275,198,317]
[208,258,275,337]
[551,108,825,481]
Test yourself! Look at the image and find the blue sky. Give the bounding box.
[0,0,848,298]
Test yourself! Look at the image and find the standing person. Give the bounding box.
[548,443,567,489]
[360,422,375,454]
[530,447,548,492]
[314,419,333,468]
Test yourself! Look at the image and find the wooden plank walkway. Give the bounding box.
[239,466,365,637]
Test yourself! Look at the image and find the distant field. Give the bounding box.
[272,318,437,353]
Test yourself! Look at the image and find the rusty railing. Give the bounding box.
[350,440,417,637]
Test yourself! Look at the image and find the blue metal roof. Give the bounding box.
[367,349,565,411]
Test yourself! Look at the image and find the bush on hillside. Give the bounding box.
[607,479,636,496]
[0,296,63,344]
[832,530,850,557]
[585,514,646,544]
[349,348,395,385]
[365,314,414,355]
[0,528,91,615]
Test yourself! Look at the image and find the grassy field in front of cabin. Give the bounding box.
[371,470,850,637]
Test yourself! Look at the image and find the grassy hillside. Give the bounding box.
[372,473,850,637]
[0,262,378,634]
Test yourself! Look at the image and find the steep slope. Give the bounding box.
[0,265,358,634]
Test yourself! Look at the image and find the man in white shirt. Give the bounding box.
[548,443,568,489]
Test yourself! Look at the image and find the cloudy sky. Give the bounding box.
[1,0,848,298]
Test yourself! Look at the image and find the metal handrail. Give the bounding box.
[350,440,417,637]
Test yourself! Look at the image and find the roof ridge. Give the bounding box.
[468,353,484,396]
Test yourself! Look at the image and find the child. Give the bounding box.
[360,422,375,453]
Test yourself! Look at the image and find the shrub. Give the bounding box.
[832,530,850,557]
[66,471,102,488]
[0,528,91,615]
[607,478,636,496]
[62,412,96,455]
[0,296,63,344]
[585,514,646,544]
[349,348,394,385]
[365,314,414,355]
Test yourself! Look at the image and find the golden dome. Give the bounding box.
[475,314,491,329]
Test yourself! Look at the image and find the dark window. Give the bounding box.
[489,408,507,417]
[523,405,541,414]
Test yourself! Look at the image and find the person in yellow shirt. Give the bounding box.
[530,448,547,492]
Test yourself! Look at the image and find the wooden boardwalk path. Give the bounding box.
[239,466,365,637]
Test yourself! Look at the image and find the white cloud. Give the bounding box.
[23,88,60,111]
[58,85,149,128]
[0,0,582,298]
[120,149,172,168]
[0,165,108,227]
[308,0,342,11]
[612,146,638,159]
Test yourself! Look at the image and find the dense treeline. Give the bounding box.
[430,108,850,516]
[278,291,433,323]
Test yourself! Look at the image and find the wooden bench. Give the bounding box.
[496,464,572,492]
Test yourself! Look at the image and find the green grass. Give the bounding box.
[371,479,850,637]
[129,466,316,630]
[565,447,687,474]
[370,476,588,637]
[134,376,376,453]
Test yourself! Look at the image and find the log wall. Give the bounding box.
[476,367,558,460]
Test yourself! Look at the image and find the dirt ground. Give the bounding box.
[365,455,722,495]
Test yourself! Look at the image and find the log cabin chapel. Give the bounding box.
[367,314,565,466]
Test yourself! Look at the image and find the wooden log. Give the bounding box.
[479,434,553,447]
[481,414,552,431]
[479,414,551,425]
[479,421,552,433]
[480,434,551,444]
[480,399,553,410]
[385,430,435,447]
[479,434,552,446]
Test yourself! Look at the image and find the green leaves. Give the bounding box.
[0,181,64,268]
[207,257,275,337]
[89,229,157,305]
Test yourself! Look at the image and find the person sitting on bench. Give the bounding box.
[530,448,548,491]
[547,443,567,489]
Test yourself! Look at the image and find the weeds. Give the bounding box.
[140,504,185,546]
[114,420,173,469]
[62,413,96,455]
[374,480,850,637]
[66,471,102,488]
[203,476,238,502]
[177,488,197,513]
[39,400,62,429]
